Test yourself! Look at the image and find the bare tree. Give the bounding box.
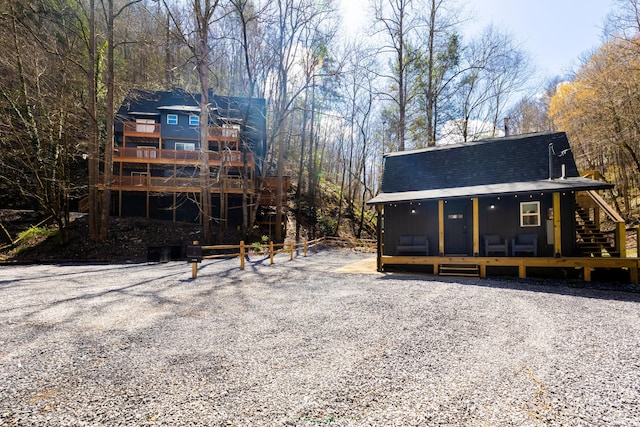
[417,0,464,146]
[453,25,531,142]
[162,0,221,242]
[507,77,560,135]
[263,0,337,241]
[372,0,419,151]
[548,37,640,217]
[0,0,87,240]
[99,0,145,241]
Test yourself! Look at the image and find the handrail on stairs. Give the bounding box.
[583,190,626,257]
[585,190,624,223]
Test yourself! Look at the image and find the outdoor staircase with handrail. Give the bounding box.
[574,190,626,257]
[574,203,618,257]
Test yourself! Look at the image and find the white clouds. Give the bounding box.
[338,0,368,36]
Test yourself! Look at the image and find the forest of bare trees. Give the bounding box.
[1,0,639,243]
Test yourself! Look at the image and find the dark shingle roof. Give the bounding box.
[368,132,613,204]
[115,88,262,121]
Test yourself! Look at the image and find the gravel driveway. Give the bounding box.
[1,249,639,426]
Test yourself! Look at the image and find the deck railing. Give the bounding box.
[208,127,239,140]
[123,122,161,136]
[102,175,255,192]
[114,147,255,167]
[122,122,239,142]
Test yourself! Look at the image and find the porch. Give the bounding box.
[373,191,638,283]
[379,254,640,283]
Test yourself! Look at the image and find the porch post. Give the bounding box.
[376,204,383,272]
[438,200,445,256]
[615,222,626,258]
[553,192,562,257]
[472,197,479,256]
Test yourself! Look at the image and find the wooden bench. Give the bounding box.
[397,235,429,255]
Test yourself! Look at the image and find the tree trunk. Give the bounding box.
[88,0,100,241]
[194,0,215,242]
[295,85,310,241]
[100,0,115,241]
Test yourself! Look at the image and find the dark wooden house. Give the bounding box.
[367,132,638,281]
[109,89,287,227]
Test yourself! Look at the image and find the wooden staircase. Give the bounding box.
[574,203,618,257]
[438,263,480,277]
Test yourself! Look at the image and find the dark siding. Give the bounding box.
[487,194,553,257]
[160,113,200,142]
[120,193,147,218]
[149,196,175,221]
[174,196,200,223]
[381,194,580,257]
[383,201,438,255]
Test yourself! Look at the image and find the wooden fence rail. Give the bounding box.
[189,237,325,279]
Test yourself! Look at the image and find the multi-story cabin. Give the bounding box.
[110,88,285,227]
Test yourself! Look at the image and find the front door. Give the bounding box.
[444,200,471,255]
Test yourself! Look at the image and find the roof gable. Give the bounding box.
[381,132,579,193]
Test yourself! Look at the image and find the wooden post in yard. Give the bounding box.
[270,241,274,264]
[304,239,308,257]
[240,240,245,270]
[191,240,199,279]
[290,242,294,260]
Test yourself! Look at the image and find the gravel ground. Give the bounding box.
[1,249,639,426]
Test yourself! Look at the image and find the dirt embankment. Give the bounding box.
[1,210,204,263]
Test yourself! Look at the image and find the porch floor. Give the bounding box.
[380,255,640,283]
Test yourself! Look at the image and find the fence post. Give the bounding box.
[240,240,245,270]
[191,240,199,279]
[270,241,274,264]
[304,239,308,257]
[290,241,294,260]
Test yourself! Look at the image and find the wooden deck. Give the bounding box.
[123,122,240,146]
[380,255,640,283]
[105,176,254,194]
[114,147,255,168]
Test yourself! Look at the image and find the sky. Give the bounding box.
[339,0,616,82]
